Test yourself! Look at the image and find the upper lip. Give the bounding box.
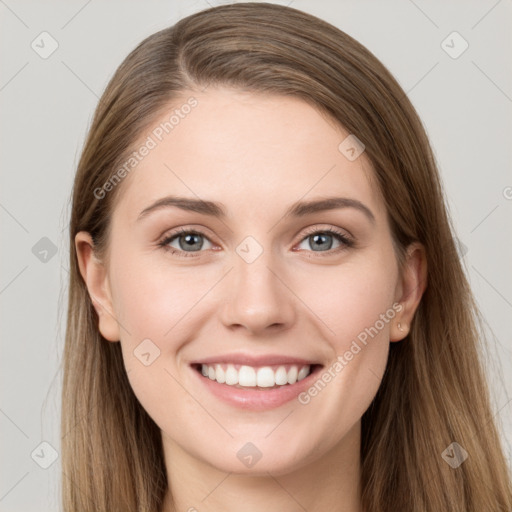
[190,353,322,367]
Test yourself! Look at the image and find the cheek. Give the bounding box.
[109,253,211,344]
[294,251,399,352]
[108,254,209,434]
[288,252,397,434]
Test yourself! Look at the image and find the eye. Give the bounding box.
[294,226,354,256]
[159,228,214,257]
[159,226,354,258]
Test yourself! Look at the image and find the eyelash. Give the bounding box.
[158,226,354,258]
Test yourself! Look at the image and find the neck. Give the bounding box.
[161,422,362,512]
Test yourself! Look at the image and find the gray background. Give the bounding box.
[1,0,511,510]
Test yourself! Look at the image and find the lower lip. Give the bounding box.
[191,365,322,410]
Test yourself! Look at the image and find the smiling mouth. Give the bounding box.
[191,363,323,389]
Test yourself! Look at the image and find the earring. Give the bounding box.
[397,322,404,332]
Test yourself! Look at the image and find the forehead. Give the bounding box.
[113,87,384,222]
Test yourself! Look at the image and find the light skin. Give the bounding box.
[76,87,426,512]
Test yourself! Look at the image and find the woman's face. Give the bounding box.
[78,87,422,475]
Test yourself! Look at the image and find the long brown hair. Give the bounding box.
[62,3,512,511]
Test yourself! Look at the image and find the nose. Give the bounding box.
[219,249,296,336]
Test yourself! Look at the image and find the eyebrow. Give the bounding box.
[137,195,376,224]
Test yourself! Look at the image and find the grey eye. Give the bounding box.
[298,232,340,252]
[167,232,213,252]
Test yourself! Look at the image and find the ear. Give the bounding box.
[75,231,120,342]
[390,242,427,342]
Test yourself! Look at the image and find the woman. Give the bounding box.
[62,2,512,511]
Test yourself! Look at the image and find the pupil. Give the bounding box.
[182,234,202,251]
[312,233,332,251]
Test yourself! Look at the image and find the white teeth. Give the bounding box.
[199,363,311,388]
[238,365,256,386]
[225,364,238,385]
[275,366,288,385]
[215,364,225,384]
[287,366,298,384]
[297,366,309,381]
[256,367,275,387]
